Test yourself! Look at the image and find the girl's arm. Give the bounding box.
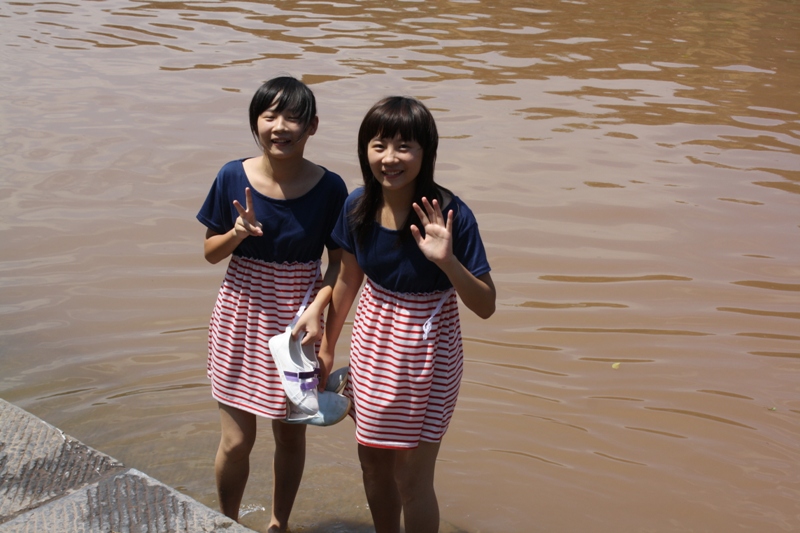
[436,262,495,319]
[292,247,343,390]
[204,187,263,264]
[411,197,496,319]
[204,227,245,264]
[318,250,364,387]
[293,247,342,343]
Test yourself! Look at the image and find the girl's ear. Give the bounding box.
[306,116,320,136]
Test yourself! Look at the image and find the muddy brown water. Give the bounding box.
[1,1,799,531]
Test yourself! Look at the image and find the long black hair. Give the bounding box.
[248,76,316,147]
[351,96,450,247]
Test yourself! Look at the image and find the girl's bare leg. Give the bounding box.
[216,403,257,520]
[396,441,441,533]
[358,444,402,533]
[268,419,307,532]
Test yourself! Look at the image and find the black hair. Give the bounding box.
[351,96,450,247]
[248,76,316,147]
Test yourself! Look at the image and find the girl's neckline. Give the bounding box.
[240,158,326,202]
[374,193,455,233]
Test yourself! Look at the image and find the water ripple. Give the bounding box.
[489,449,565,468]
[750,351,800,360]
[717,307,800,320]
[471,360,568,378]
[540,274,692,283]
[518,301,628,309]
[645,407,755,430]
[541,327,710,336]
[732,280,800,292]
[735,332,800,341]
[160,326,208,335]
[625,426,687,439]
[697,389,753,401]
[37,387,97,400]
[107,383,207,400]
[580,358,653,364]
[463,336,561,352]
[465,381,561,404]
[593,452,647,467]
[523,414,588,433]
[588,396,644,402]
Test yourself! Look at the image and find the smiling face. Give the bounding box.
[367,134,424,193]
[357,97,439,201]
[255,102,318,157]
[248,77,317,155]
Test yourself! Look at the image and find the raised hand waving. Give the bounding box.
[410,197,453,266]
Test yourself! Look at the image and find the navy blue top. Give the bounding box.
[197,159,348,263]
[332,188,491,294]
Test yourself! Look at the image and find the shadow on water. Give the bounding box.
[293,520,470,533]
[236,519,470,533]
[295,521,375,533]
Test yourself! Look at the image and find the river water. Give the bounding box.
[1,1,799,531]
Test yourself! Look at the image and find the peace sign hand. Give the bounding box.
[410,197,453,266]
[232,187,263,238]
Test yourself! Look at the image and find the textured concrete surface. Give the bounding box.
[0,398,253,532]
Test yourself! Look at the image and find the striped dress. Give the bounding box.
[197,160,348,419]
[332,188,491,449]
[344,280,463,449]
[207,257,320,419]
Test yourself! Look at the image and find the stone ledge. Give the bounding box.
[0,398,253,533]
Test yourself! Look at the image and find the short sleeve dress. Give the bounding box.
[331,187,491,449]
[197,159,348,419]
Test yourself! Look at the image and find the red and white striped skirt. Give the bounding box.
[345,279,463,449]
[207,256,320,419]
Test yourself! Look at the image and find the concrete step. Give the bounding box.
[0,398,254,533]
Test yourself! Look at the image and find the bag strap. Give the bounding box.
[289,264,320,328]
[422,289,454,340]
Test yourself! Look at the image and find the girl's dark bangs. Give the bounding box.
[272,89,299,113]
[371,106,418,142]
[256,78,314,125]
[273,89,314,123]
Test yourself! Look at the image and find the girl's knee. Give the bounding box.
[219,432,255,462]
[359,456,386,480]
[358,445,396,481]
[272,419,306,449]
[394,442,439,497]
[394,468,433,499]
[217,404,256,460]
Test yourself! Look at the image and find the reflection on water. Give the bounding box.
[2,0,799,531]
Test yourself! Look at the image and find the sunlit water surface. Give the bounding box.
[1,1,799,531]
